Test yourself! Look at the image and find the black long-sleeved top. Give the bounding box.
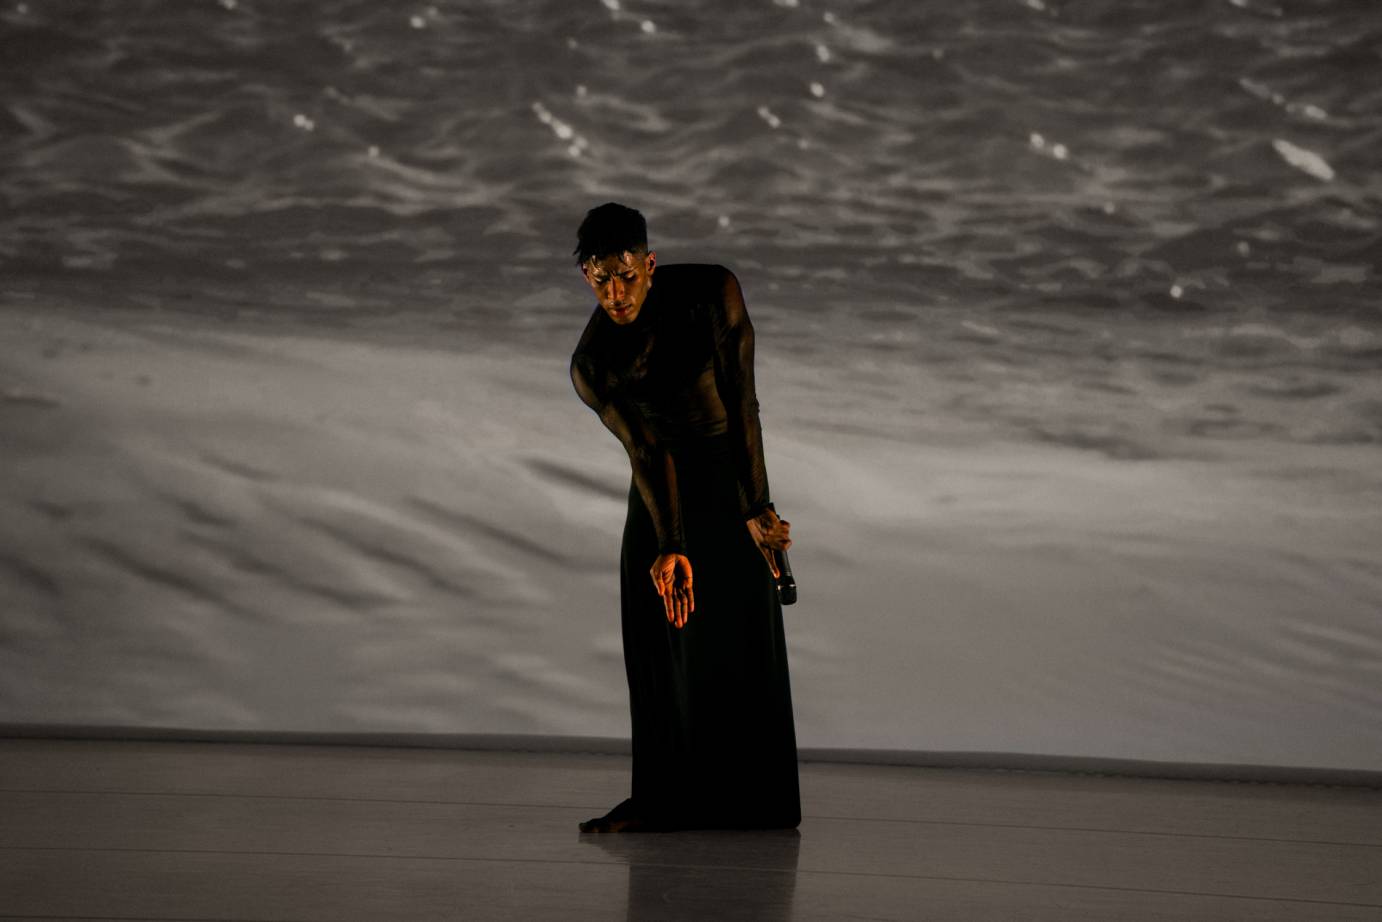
[570,263,772,556]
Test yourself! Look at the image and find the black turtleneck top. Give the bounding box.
[570,263,772,557]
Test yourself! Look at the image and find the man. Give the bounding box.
[569,202,800,832]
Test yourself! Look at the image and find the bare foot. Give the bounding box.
[578,797,654,833]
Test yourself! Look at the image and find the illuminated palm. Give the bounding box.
[649,552,694,628]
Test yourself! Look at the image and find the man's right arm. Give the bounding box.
[570,354,686,557]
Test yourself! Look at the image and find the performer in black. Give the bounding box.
[570,202,801,833]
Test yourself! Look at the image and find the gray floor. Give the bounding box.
[1,739,1380,921]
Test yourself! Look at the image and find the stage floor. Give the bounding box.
[1,738,1379,920]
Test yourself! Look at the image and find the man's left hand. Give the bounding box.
[746,508,792,579]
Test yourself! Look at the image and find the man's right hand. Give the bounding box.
[650,553,694,629]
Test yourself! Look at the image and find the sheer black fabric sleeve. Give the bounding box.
[710,269,772,521]
[571,354,687,556]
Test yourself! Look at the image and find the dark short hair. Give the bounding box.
[574,202,647,265]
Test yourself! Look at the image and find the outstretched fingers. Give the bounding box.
[671,559,693,628]
[659,573,676,626]
[650,553,694,629]
[678,574,694,627]
[677,555,691,627]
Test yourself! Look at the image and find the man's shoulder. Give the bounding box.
[655,261,740,308]
[657,262,734,292]
[571,305,605,364]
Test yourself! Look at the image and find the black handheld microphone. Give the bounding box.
[772,547,797,606]
[764,502,797,606]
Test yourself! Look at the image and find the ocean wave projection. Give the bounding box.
[2,0,1380,451]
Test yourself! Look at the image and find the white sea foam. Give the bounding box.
[1228,0,1283,15]
[1239,77,1281,105]
[1240,77,1329,121]
[757,105,782,129]
[961,319,1002,338]
[1029,132,1075,163]
[532,101,589,156]
[1272,139,1335,181]
[818,12,892,52]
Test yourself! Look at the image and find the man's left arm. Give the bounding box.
[710,267,772,521]
[711,267,792,577]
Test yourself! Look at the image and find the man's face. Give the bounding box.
[581,249,656,325]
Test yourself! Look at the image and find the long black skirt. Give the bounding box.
[619,433,801,830]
